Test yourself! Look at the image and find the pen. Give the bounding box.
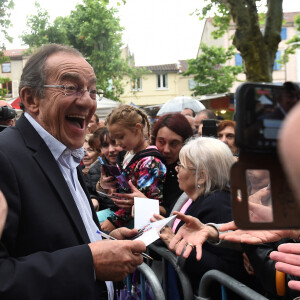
[98,156,104,165]
[96,230,153,260]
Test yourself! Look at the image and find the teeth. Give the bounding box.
[67,114,86,119]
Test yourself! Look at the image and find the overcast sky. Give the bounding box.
[6,0,299,66]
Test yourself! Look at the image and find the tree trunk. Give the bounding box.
[221,0,283,82]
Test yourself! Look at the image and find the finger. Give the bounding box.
[275,261,300,277]
[173,211,191,223]
[277,243,300,255]
[131,253,144,267]
[270,251,300,266]
[153,213,164,220]
[112,228,138,239]
[195,244,203,261]
[130,240,146,253]
[128,180,138,192]
[181,244,192,259]
[112,192,134,200]
[288,280,300,291]
[169,232,182,250]
[218,221,238,232]
[176,239,188,256]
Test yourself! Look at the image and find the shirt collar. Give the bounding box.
[24,112,85,163]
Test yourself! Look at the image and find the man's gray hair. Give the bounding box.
[19,44,83,110]
[179,136,234,195]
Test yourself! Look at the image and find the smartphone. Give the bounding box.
[96,190,123,201]
[101,164,131,192]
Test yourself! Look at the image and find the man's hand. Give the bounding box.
[89,239,145,281]
[110,227,139,240]
[100,219,116,232]
[169,212,219,260]
[0,190,8,238]
[270,243,300,291]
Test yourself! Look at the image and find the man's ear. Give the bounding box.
[20,87,40,114]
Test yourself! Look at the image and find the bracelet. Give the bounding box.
[205,223,221,245]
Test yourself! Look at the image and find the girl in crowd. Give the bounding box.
[111,113,194,216]
[99,105,166,231]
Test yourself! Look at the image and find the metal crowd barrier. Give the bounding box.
[137,262,166,300]
[149,243,194,300]
[195,269,269,300]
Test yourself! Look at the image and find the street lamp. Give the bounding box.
[284,41,300,82]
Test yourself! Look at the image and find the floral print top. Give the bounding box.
[108,146,166,228]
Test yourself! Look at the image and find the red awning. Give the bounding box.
[11,97,21,109]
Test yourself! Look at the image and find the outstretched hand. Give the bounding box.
[219,224,289,244]
[169,212,219,260]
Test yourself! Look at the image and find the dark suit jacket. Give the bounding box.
[0,115,107,299]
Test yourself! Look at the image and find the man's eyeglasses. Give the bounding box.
[176,162,196,171]
[42,85,98,100]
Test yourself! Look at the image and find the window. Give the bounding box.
[157,74,167,89]
[273,51,282,70]
[2,62,11,73]
[235,53,243,66]
[189,79,196,90]
[132,78,142,91]
[281,28,287,40]
[2,81,12,96]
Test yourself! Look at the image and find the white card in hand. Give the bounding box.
[134,197,159,229]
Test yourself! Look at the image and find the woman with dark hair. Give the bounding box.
[151,113,194,214]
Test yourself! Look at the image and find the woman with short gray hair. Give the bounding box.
[153,136,250,297]
[179,136,234,195]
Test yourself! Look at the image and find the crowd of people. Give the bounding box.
[0,43,300,300]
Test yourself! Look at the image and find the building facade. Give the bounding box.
[120,60,195,106]
[0,49,29,99]
[199,12,300,92]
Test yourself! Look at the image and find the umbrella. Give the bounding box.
[157,96,205,116]
[10,96,21,109]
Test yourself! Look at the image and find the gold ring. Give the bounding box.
[187,242,195,249]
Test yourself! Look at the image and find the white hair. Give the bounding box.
[179,136,234,195]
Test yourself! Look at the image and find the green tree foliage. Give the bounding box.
[21,0,143,100]
[0,0,14,99]
[184,44,243,95]
[0,0,14,47]
[194,0,283,82]
[281,14,300,64]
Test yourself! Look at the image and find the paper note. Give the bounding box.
[133,215,176,246]
[134,197,159,229]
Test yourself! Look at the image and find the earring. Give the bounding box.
[197,184,201,189]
